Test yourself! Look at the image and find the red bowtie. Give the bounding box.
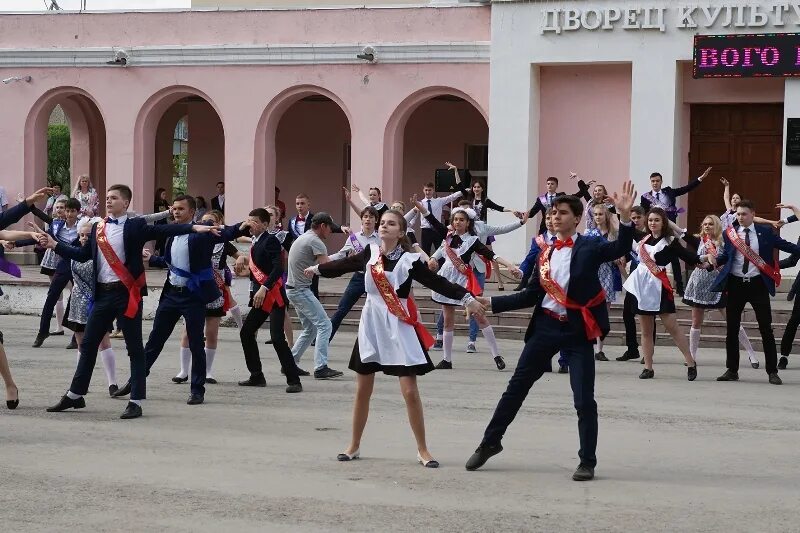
[297,216,305,222]
[554,237,574,250]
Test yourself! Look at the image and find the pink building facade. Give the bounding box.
[0,6,489,247]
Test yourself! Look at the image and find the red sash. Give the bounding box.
[537,236,606,340]
[212,269,233,312]
[637,237,674,301]
[702,235,721,272]
[370,256,435,350]
[725,226,781,286]
[249,247,285,312]
[95,219,145,319]
[444,234,481,295]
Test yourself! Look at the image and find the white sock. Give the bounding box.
[230,305,243,329]
[54,298,64,332]
[482,326,500,358]
[205,347,216,378]
[739,326,758,363]
[129,399,142,406]
[443,331,454,362]
[435,333,442,341]
[594,338,604,354]
[177,347,191,378]
[66,391,82,400]
[689,327,701,361]
[100,348,117,386]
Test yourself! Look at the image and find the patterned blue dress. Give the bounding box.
[584,228,622,303]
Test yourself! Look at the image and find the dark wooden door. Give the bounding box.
[688,104,783,233]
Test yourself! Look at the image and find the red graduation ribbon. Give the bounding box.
[95,219,145,319]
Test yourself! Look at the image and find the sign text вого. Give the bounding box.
[693,33,800,78]
[541,4,800,34]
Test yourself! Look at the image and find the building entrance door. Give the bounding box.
[687,104,783,232]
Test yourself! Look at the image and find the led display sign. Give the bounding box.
[693,33,800,78]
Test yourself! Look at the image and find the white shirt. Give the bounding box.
[720,210,736,230]
[328,230,379,261]
[217,194,225,207]
[471,219,525,274]
[541,231,579,316]
[0,186,7,212]
[419,191,463,229]
[732,223,760,278]
[56,220,79,244]
[167,234,191,286]
[97,215,128,283]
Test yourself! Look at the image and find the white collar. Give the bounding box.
[651,189,662,196]
[108,214,128,223]
[359,230,378,238]
[740,224,755,233]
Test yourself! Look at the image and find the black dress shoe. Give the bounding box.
[32,333,48,348]
[205,377,218,384]
[594,352,609,362]
[572,464,595,481]
[7,389,19,410]
[751,361,760,369]
[264,339,273,344]
[465,443,503,471]
[616,350,640,361]
[778,356,788,370]
[639,368,655,379]
[108,384,119,397]
[49,330,65,336]
[768,373,783,385]
[494,356,506,370]
[112,381,131,397]
[187,394,204,405]
[46,394,86,412]
[171,375,189,384]
[281,367,311,377]
[314,366,344,379]
[120,402,142,419]
[687,365,697,382]
[716,370,739,382]
[285,383,303,393]
[66,338,78,349]
[238,376,267,387]
[435,360,452,370]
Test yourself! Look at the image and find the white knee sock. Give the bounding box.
[689,327,701,361]
[594,338,604,354]
[443,331,454,362]
[739,326,758,363]
[205,347,216,378]
[230,305,243,329]
[177,347,191,378]
[100,348,117,386]
[481,326,500,358]
[54,299,64,333]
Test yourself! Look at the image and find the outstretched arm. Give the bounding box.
[315,247,370,278]
[671,167,710,197]
[779,237,800,269]
[721,177,732,211]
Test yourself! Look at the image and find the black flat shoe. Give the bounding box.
[594,351,609,362]
[187,394,204,405]
[465,443,503,471]
[108,384,119,397]
[687,365,697,381]
[285,383,303,393]
[49,330,65,336]
[716,370,739,382]
[171,375,189,384]
[46,394,86,412]
[778,356,788,370]
[751,361,760,369]
[768,373,782,385]
[639,369,655,379]
[6,388,19,410]
[112,381,131,397]
[417,453,439,468]
[281,367,310,377]
[205,377,218,384]
[238,376,267,387]
[120,402,142,419]
[494,356,506,370]
[435,360,452,370]
[66,338,78,349]
[337,449,360,461]
[32,333,48,348]
[572,464,595,481]
[616,350,640,361]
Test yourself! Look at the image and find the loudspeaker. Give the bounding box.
[435,168,470,193]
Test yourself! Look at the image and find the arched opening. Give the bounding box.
[383,87,488,215]
[256,86,352,236]
[135,87,224,216]
[24,88,107,209]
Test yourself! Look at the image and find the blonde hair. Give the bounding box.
[695,215,723,247]
[592,203,618,241]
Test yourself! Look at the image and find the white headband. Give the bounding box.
[451,207,477,220]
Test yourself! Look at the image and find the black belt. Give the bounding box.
[543,308,568,322]
[166,282,190,293]
[97,281,124,291]
[732,275,759,283]
[285,285,294,290]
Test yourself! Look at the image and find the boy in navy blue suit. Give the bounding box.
[465,181,637,482]
[44,184,220,419]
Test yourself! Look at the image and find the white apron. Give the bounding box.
[623,238,670,312]
[432,234,478,306]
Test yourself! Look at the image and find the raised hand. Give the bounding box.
[445,161,456,170]
[340,225,351,235]
[508,266,523,279]
[351,184,361,193]
[25,187,54,205]
[776,203,800,219]
[699,167,712,180]
[512,210,525,220]
[520,212,530,224]
[720,177,729,187]
[569,171,578,180]
[343,187,351,200]
[610,180,637,222]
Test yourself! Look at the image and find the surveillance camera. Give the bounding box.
[3,75,32,84]
[106,49,129,66]
[356,46,377,63]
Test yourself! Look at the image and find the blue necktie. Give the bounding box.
[105,217,118,225]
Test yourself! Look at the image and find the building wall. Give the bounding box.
[193,0,423,7]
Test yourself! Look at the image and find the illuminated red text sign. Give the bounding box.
[693,33,800,78]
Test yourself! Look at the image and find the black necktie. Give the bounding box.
[742,228,751,275]
[655,192,660,201]
[548,194,553,205]
[427,199,432,214]
[105,217,118,225]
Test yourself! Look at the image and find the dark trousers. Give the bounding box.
[780,294,800,357]
[483,314,598,468]
[240,301,300,385]
[39,268,71,335]
[725,276,777,374]
[72,286,146,400]
[421,227,444,256]
[329,272,365,340]
[623,291,639,351]
[311,274,320,299]
[671,257,684,290]
[144,286,207,396]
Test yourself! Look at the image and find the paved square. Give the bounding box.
[1,315,798,531]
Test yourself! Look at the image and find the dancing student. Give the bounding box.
[640,167,711,295]
[194,196,208,222]
[306,209,484,467]
[428,206,522,370]
[523,174,593,235]
[236,208,302,393]
[45,184,220,419]
[712,200,800,385]
[392,197,435,259]
[464,184,637,481]
[585,184,616,231]
[18,197,80,347]
[72,175,99,217]
[778,237,800,370]
[328,206,380,341]
[349,184,389,220]
[62,218,119,395]
[153,187,171,255]
[616,205,649,362]
[429,199,527,354]
[172,209,244,385]
[719,177,795,230]
[622,207,709,381]
[681,215,759,369]
[584,203,623,362]
[418,171,466,255]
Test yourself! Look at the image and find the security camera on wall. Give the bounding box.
[106,49,129,66]
[357,46,377,63]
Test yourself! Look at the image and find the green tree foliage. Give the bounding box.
[47,124,71,190]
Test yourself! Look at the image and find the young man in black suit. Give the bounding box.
[44,184,219,419]
[211,181,225,213]
[466,181,637,481]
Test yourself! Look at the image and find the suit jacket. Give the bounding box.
[211,195,224,213]
[492,223,634,341]
[712,223,800,296]
[55,217,196,297]
[149,223,247,303]
[249,232,284,293]
[527,181,592,233]
[0,201,32,231]
[287,212,344,239]
[640,178,702,222]
[779,237,800,300]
